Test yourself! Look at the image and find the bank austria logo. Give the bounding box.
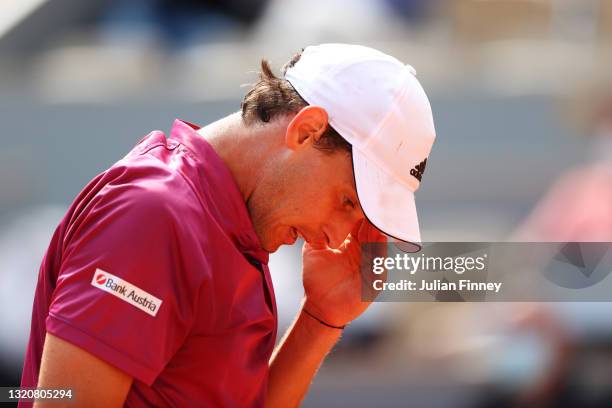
[95,273,107,285]
[91,269,162,317]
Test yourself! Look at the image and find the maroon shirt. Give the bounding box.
[20,120,278,407]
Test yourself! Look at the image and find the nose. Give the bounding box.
[325,211,364,248]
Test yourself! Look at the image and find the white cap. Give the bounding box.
[285,43,436,250]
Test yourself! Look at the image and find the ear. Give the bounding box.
[285,106,329,150]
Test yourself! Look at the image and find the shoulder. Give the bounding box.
[104,156,203,218]
[65,156,209,249]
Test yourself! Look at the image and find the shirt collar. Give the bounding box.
[169,119,269,265]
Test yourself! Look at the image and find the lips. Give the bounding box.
[284,227,298,245]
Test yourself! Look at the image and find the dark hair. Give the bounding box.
[241,49,351,154]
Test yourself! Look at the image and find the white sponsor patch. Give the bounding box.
[90,269,162,317]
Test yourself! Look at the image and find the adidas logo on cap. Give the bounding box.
[410,158,428,182]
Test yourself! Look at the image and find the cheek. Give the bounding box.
[286,153,352,223]
[294,188,338,222]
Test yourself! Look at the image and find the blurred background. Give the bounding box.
[1,0,612,407]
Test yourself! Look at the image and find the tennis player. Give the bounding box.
[20,44,436,407]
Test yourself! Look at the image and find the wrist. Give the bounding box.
[297,308,344,346]
[302,308,346,330]
[301,299,350,330]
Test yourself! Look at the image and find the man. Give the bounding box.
[20,43,435,407]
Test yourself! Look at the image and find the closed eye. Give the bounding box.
[343,196,356,210]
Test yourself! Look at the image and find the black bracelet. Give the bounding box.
[303,308,346,330]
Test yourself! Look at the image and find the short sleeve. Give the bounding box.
[47,176,204,385]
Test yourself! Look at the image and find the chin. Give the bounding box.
[262,243,278,253]
[263,235,294,253]
[265,242,288,254]
[260,235,281,253]
[258,224,297,253]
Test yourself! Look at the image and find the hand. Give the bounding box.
[301,219,387,327]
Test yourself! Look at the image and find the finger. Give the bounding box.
[357,219,387,244]
[357,219,388,284]
[348,218,364,241]
[357,220,388,261]
[360,254,387,302]
[349,223,385,303]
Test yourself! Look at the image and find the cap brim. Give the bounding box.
[352,148,422,253]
